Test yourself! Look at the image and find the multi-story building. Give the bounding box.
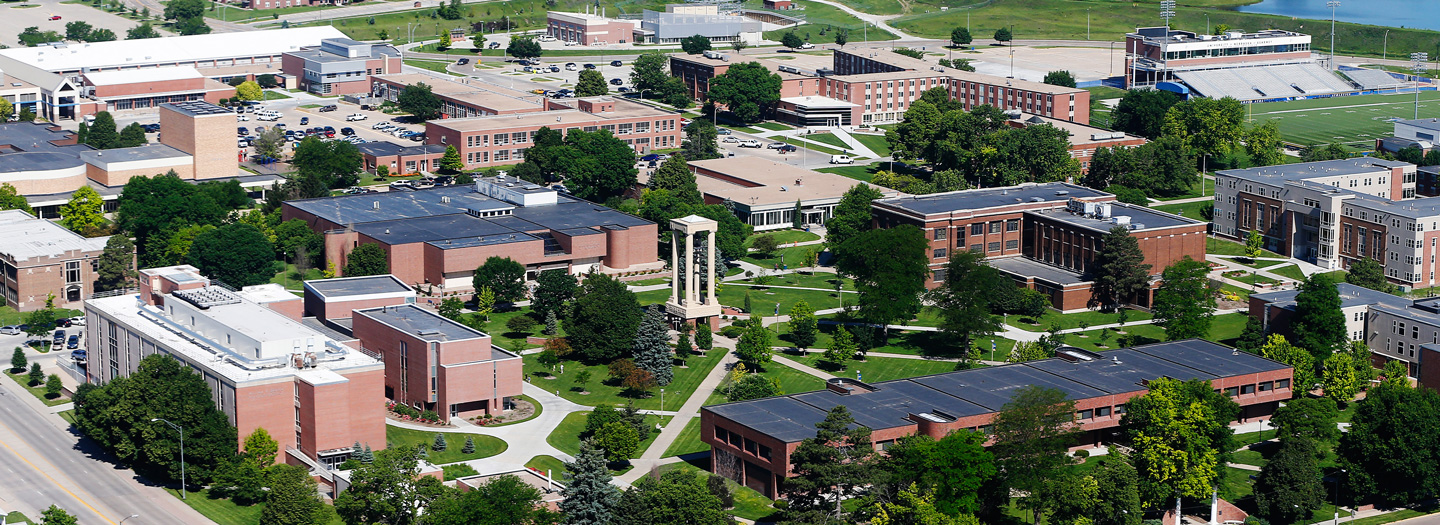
[80,67,236,112]
[681,156,898,231]
[1211,159,1439,287]
[351,304,522,422]
[870,182,1207,310]
[281,177,660,292]
[0,209,112,311]
[84,265,386,469]
[281,38,402,96]
[668,52,812,104]
[546,9,639,45]
[357,142,448,175]
[1124,27,1313,87]
[424,97,681,170]
[637,5,761,45]
[702,339,1292,498]
[371,74,546,119]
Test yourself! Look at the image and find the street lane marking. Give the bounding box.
[0,412,116,524]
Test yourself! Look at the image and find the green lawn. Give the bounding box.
[1207,237,1283,258]
[306,0,673,41]
[754,121,795,131]
[1249,90,1440,148]
[850,132,892,157]
[1151,200,1210,221]
[794,353,958,382]
[58,409,77,426]
[524,345,726,411]
[760,0,897,42]
[269,263,323,290]
[3,370,71,406]
[1085,86,1128,101]
[384,425,506,464]
[1269,264,1348,283]
[662,417,708,457]
[4,512,32,524]
[167,488,344,525]
[456,306,563,352]
[739,244,826,269]
[657,461,781,522]
[769,320,1013,361]
[801,132,849,150]
[721,285,847,316]
[1227,271,1282,287]
[206,0,329,21]
[403,59,465,76]
[1055,312,1249,350]
[545,411,670,460]
[0,307,82,326]
[705,359,829,405]
[524,454,569,480]
[815,164,881,182]
[776,136,848,156]
[733,271,852,292]
[745,229,820,247]
[1005,308,1153,332]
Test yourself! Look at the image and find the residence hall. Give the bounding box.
[84,265,386,470]
[703,339,1293,498]
[670,49,1091,126]
[870,182,1206,311]
[281,38,402,96]
[0,209,111,311]
[424,97,682,170]
[681,156,898,231]
[1212,158,1440,289]
[281,177,659,293]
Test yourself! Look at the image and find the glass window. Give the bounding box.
[934,229,947,241]
[987,242,1001,252]
[1224,386,1239,397]
[970,223,984,235]
[1076,409,1093,420]
[1096,406,1111,417]
[1241,384,1256,395]
[990,221,1002,234]
[933,248,947,258]
[1277,379,1291,389]
[1258,381,1273,392]
[1006,219,1019,231]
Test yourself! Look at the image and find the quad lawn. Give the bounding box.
[732,271,852,291]
[801,132,850,150]
[545,411,670,459]
[703,359,828,405]
[1227,271,1282,287]
[524,454,569,480]
[1005,308,1153,332]
[791,353,959,382]
[523,346,726,411]
[0,306,82,326]
[1151,201,1210,221]
[384,425,506,464]
[269,263,324,290]
[850,132,892,157]
[455,306,565,352]
[1058,312,1250,350]
[1270,265,1347,283]
[816,164,879,182]
[662,417,707,457]
[720,285,849,317]
[769,320,1015,361]
[740,244,825,268]
[1207,237,1283,258]
[745,229,820,247]
[166,488,344,525]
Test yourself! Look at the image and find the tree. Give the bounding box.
[575,69,609,97]
[682,119,721,160]
[87,111,119,149]
[707,62,782,123]
[735,319,773,368]
[1121,377,1239,509]
[334,447,446,525]
[1090,226,1151,310]
[566,273,642,362]
[116,122,147,148]
[593,421,640,463]
[1092,453,1144,525]
[1321,352,1359,406]
[835,225,929,330]
[871,483,979,525]
[1043,70,1076,88]
[950,26,972,46]
[173,15,211,35]
[472,256,526,303]
[784,406,876,518]
[0,98,11,122]
[993,27,1012,43]
[11,347,27,373]
[0,183,30,215]
[1005,341,1049,363]
[560,439,621,525]
[95,235,137,292]
[1153,257,1216,341]
[929,250,1005,351]
[88,29,115,43]
[660,77,693,108]
[631,306,673,386]
[1346,258,1395,293]
[262,464,329,525]
[274,218,321,267]
[344,243,388,277]
[696,324,713,350]
[555,129,638,203]
[1381,359,1409,388]
[17,27,62,47]
[164,0,204,20]
[397,83,442,121]
[1260,334,1316,391]
[423,474,560,525]
[59,186,108,234]
[1246,120,1284,167]
[533,269,577,321]
[252,127,286,163]
[1244,228,1264,259]
[187,223,274,287]
[27,362,43,385]
[292,136,362,191]
[989,386,1075,517]
[750,234,779,256]
[789,300,817,351]
[629,52,670,95]
[39,506,78,525]
[234,80,263,101]
[65,21,93,41]
[1255,438,1326,523]
[680,34,712,55]
[437,31,452,50]
[727,372,782,402]
[1162,97,1246,159]
[882,430,996,516]
[1337,384,1440,505]
[615,468,730,525]
[506,36,542,60]
[73,354,237,484]
[435,144,463,173]
[834,28,848,48]
[1111,89,1182,139]
[780,31,804,50]
[1293,273,1347,363]
[127,22,161,39]
[1271,396,1339,445]
[648,155,702,205]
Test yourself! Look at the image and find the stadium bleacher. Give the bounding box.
[1345,68,1409,90]
[1174,63,1356,101]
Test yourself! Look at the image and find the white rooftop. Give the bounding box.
[780,96,859,109]
[0,27,346,72]
[85,66,202,86]
[0,209,108,262]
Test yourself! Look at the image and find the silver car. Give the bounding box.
[0,325,20,335]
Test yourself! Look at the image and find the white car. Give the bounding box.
[799,42,815,49]
[346,113,367,121]
[392,129,409,137]
[0,325,20,335]
[538,35,556,42]
[256,114,279,122]
[236,114,249,121]
[829,155,854,164]
[372,122,390,130]
[389,180,416,190]
[69,317,85,326]
[722,136,739,143]
[737,139,761,148]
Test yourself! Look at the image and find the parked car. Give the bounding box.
[236,114,249,121]
[300,116,309,125]
[737,139,761,148]
[538,35,556,42]
[408,132,425,142]
[346,113,367,121]
[583,63,596,70]
[372,122,391,130]
[717,128,732,135]
[53,330,65,346]
[49,15,61,21]
[488,42,501,49]
[341,127,355,136]
[71,350,86,364]
[829,155,854,164]
[617,87,632,93]
[319,105,338,112]
[722,136,739,143]
[610,60,623,67]
[237,127,248,136]
[141,123,160,133]
[67,335,80,349]
[799,42,815,49]
[434,175,454,185]
[389,180,416,190]
[69,317,85,326]
[609,78,623,85]
[457,58,469,65]
[777,144,798,153]
[0,325,20,335]
[565,63,578,71]
[766,142,785,149]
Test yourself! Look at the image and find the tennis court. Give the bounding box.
[1247,90,1440,149]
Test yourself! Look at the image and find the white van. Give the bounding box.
[829,155,853,164]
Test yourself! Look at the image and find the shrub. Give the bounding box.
[719,325,744,338]
[1074,449,1090,458]
[441,463,478,480]
[707,475,734,509]
[506,315,538,333]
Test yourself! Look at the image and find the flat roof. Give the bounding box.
[688,157,895,208]
[0,150,83,172]
[430,101,675,132]
[1252,281,1410,312]
[988,256,1089,286]
[355,213,531,246]
[373,73,542,111]
[164,100,232,117]
[0,27,347,72]
[304,274,413,299]
[0,209,108,261]
[356,141,447,158]
[1026,203,1200,233]
[874,182,1109,217]
[78,144,189,167]
[86,67,201,86]
[1398,118,1440,133]
[780,96,858,109]
[354,304,499,346]
[705,339,1289,443]
[1217,158,1412,186]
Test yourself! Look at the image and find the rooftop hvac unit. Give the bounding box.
[1095,203,1112,219]
[1110,215,1131,226]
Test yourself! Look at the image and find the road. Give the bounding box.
[0,374,209,525]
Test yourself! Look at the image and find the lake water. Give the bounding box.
[1235,0,1440,32]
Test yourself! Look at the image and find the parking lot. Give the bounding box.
[0,0,166,48]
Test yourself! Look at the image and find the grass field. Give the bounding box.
[662,417,707,457]
[803,132,849,150]
[1248,90,1440,148]
[815,164,880,182]
[166,488,345,525]
[523,346,726,411]
[3,370,71,407]
[793,353,958,382]
[756,0,898,42]
[4,512,31,524]
[545,411,670,459]
[745,229,820,247]
[705,359,828,405]
[525,454,569,479]
[1006,307,1154,332]
[385,425,506,464]
[1208,237,1283,259]
[850,132,892,157]
[1151,200,1210,221]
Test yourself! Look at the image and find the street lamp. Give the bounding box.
[1384,29,1390,62]
[660,388,665,412]
[1413,52,1429,120]
[152,418,186,500]
[1328,1,1340,71]
[1333,469,1347,525]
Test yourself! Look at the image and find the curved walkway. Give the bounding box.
[387,383,590,475]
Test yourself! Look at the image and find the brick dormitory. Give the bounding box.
[701,340,1293,498]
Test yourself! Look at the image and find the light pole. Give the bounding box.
[1328,1,1340,71]
[152,418,186,500]
[660,388,665,412]
[1384,29,1389,62]
[1205,13,1209,35]
[1414,52,1428,120]
[1086,8,1090,41]
[1332,469,1346,525]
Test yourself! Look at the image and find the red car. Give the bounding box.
[48,15,61,20]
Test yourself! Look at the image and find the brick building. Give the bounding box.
[424,97,681,170]
[1123,27,1314,89]
[1211,159,1436,288]
[282,38,402,96]
[281,177,660,293]
[682,156,898,231]
[870,182,1207,311]
[83,265,386,469]
[702,339,1293,498]
[372,73,546,118]
[356,142,447,175]
[352,304,522,421]
[546,10,638,45]
[81,67,235,112]
[302,274,416,324]
[0,209,112,311]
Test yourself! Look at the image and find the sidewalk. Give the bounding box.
[617,339,740,484]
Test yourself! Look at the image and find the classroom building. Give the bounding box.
[423,97,681,170]
[281,38,402,96]
[681,156,898,231]
[0,209,112,311]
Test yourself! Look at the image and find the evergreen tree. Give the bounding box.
[784,406,876,519]
[791,199,803,229]
[11,346,27,372]
[1235,315,1266,353]
[631,306,673,386]
[1090,226,1151,310]
[118,122,147,148]
[462,436,475,454]
[696,323,713,350]
[560,439,621,525]
[1293,273,1348,362]
[362,445,374,463]
[87,111,119,149]
[440,145,463,173]
[432,433,447,451]
[544,310,558,336]
[1254,438,1325,523]
[675,327,692,359]
[27,362,42,386]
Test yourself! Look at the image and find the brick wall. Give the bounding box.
[87,161,194,187]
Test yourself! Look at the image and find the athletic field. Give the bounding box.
[1248,90,1440,150]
